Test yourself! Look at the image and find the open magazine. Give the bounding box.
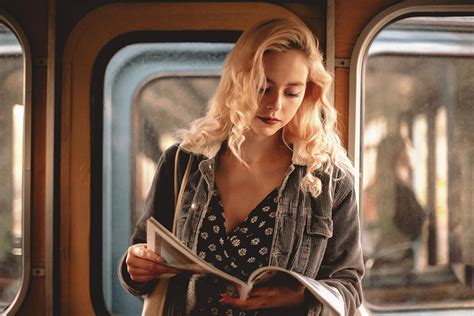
[146,217,344,315]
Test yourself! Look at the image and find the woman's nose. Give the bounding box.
[265,93,282,111]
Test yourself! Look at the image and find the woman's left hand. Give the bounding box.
[219,285,305,310]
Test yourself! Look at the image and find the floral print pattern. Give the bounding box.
[192,187,279,316]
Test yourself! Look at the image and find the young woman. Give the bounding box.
[119,18,364,315]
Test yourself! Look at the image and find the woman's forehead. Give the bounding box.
[262,50,309,85]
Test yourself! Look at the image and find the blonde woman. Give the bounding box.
[119,18,364,315]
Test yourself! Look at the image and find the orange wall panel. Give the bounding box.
[2,0,49,315]
[335,0,400,58]
[334,68,349,148]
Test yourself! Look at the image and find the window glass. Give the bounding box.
[102,42,232,314]
[360,16,474,308]
[0,22,24,312]
[132,76,218,226]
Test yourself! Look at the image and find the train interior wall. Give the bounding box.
[0,0,413,314]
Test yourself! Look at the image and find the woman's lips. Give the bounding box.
[257,116,281,125]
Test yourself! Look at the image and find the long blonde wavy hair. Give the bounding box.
[180,18,354,197]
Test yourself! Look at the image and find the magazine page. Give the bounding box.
[147,217,218,274]
[147,217,344,312]
[247,266,297,287]
[286,272,344,315]
[248,267,344,315]
[146,217,246,288]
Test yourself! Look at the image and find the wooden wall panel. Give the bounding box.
[335,0,400,58]
[282,3,326,51]
[333,0,401,150]
[1,0,49,315]
[335,68,349,148]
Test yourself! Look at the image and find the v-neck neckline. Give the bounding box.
[213,186,279,235]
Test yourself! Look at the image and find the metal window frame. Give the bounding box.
[348,0,474,313]
[100,40,232,314]
[0,9,32,316]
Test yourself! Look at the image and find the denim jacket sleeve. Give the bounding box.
[117,144,179,296]
[309,171,364,315]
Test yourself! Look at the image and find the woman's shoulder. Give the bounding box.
[160,142,208,171]
[312,161,355,187]
[333,163,355,187]
[162,143,180,158]
[311,162,356,205]
[161,142,198,162]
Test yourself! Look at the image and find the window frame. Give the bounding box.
[92,36,236,314]
[0,9,32,316]
[348,0,474,312]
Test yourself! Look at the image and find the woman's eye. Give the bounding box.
[259,87,271,94]
[286,91,300,97]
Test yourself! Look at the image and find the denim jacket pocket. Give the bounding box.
[292,214,333,276]
[306,214,333,238]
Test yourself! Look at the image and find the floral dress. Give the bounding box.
[191,187,279,316]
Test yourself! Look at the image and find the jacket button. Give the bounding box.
[191,203,198,210]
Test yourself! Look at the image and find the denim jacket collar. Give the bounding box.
[181,139,309,167]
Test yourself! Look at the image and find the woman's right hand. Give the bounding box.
[126,243,180,283]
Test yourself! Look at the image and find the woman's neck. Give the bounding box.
[237,131,291,165]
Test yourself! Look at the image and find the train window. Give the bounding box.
[102,42,232,314]
[0,22,25,312]
[360,16,474,309]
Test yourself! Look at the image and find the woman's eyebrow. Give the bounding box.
[266,78,305,87]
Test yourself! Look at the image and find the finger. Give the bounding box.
[127,266,155,275]
[156,265,181,275]
[227,297,269,310]
[219,295,248,308]
[130,244,165,264]
[221,287,306,310]
[129,274,156,283]
[126,255,156,271]
[127,266,179,276]
[249,286,280,297]
[127,257,180,275]
[220,295,267,310]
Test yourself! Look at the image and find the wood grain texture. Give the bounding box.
[335,68,349,149]
[335,0,400,58]
[2,0,49,315]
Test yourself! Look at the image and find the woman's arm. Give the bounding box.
[311,172,364,315]
[117,144,179,296]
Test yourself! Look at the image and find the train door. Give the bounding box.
[60,3,327,314]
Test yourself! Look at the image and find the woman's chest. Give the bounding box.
[214,163,288,231]
[177,164,332,277]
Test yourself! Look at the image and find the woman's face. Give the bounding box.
[249,50,309,139]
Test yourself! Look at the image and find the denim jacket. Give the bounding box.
[119,142,364,315]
